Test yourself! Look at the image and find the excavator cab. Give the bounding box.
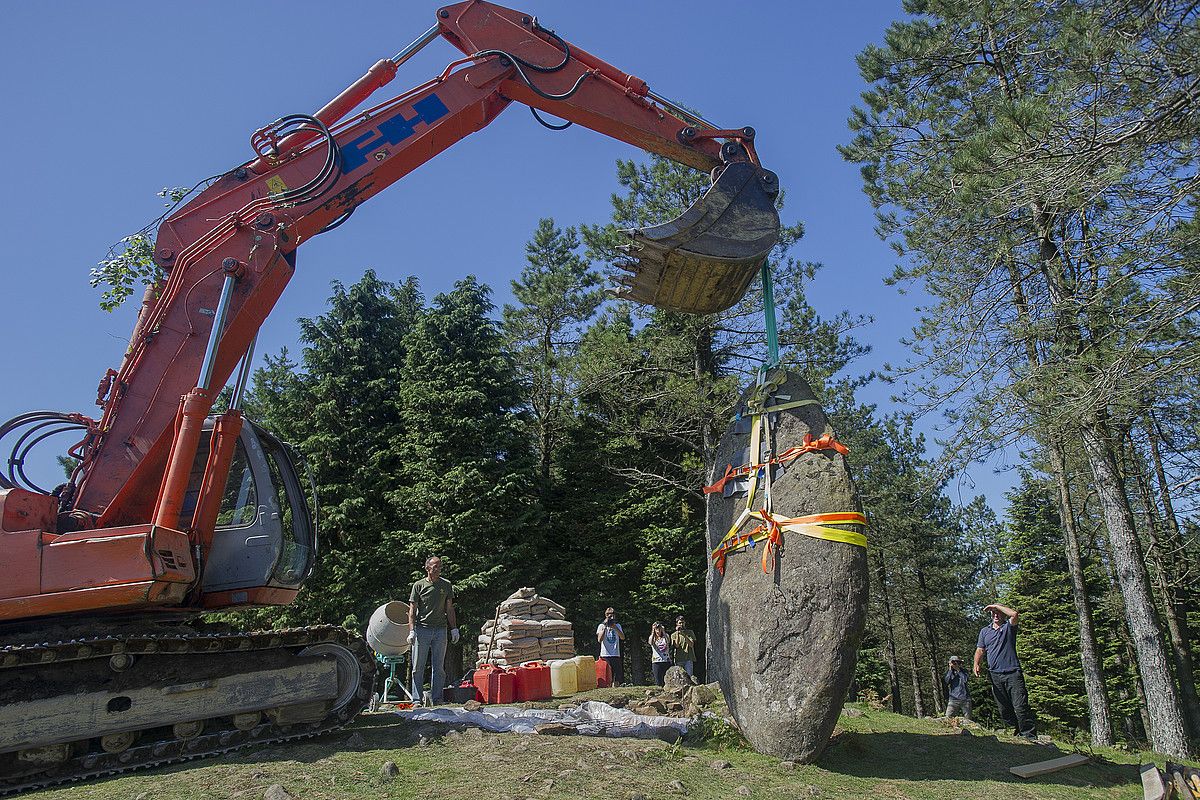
[613,154,781,315]
[180,419,317,603]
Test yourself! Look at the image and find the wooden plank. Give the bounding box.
[1141,763,1168,800]
[1009,753,1090,779]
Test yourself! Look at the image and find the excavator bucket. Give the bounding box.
[613,160,780,314]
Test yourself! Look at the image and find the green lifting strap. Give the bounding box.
[761,260,780,372]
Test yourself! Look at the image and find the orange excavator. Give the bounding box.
[0,2,779,792]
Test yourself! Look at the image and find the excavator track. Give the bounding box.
[0,624,375,796]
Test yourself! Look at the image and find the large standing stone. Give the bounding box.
[705,369,867,762]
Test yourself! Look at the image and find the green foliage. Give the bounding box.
[91,187,190,311]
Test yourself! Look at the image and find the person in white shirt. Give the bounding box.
[648,621,671,686]
[596,606,625,686]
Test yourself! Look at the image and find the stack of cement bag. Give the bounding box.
[476,587,576,667]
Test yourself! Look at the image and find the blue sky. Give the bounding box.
[0,1,1019,509]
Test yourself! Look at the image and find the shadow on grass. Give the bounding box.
[817,730,1136,789]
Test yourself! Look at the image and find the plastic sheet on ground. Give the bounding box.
[392,700,691,739]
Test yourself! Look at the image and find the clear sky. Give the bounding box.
[0,1,1018,509]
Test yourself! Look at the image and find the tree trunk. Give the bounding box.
[898,589,925,717]
[1079,418,1189,757]
[902,638,921,719]
[873,549,903,713]
[1130,442,1200,740]
[916,569,944,714]
[626,622,642,685]
[1048,440,1114,746]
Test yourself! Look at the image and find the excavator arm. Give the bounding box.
[69,0,780,527]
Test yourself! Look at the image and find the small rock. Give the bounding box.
[344,732,366,748]
[691,684,718,706]
[711,759,732,770]
[465,727,484,739]
[463,700,482,712]
[958,728,972,736]
[418,735,430,747]
[631,794,647,800]
[667,780,685,793]
[807,786,822,797]
[249,770,268,781]
[735,787,751,797]
[667,701,684,712]
[263,786,293,800]
[663,666,692,691]
[841,707,864,718]
[535,722,576,736]
[609,695,629,709]
[443,729,462,741]
[380,761,399,779]
[683,756,700,763]
[778,760,796,770]
[543,779,555,790]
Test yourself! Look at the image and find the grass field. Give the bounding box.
[23,690,1185,800]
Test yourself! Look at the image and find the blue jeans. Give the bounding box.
[411,625,448,704]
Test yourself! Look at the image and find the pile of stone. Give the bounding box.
[608,666,721,718]
[476,587,575,667]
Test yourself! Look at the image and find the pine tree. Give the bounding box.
[390,276,541,636]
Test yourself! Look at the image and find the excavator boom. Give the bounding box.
[0,3,780,792]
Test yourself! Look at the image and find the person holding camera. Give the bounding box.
[974,603,1036,738]
[944,655,971,720]
[596,607,625,686]
[671,616,696,677]
[649,622,672,686]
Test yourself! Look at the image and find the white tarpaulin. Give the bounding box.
[393,700,691,739]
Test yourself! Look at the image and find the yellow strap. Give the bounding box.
[714,511,868,563]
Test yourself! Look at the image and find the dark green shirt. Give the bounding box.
[409,577,453,628]
[671,629,696,663]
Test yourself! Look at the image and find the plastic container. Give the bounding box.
[365,601,411,656]
[513,661,552,702]
[549,659,578,697]
[442,684,480,704]
[473,663,516,704]
[572,655,597,691]
[595,657,613,688]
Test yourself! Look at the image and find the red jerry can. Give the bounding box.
[473,663,516,704]
[514,661,553,702]
[595,657,613,688]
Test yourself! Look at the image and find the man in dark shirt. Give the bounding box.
[974,603,1037,738]
[944,655,971,720]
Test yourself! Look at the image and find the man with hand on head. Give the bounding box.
[974,603,1036,738]
[407,555,459,705]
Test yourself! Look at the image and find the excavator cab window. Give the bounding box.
[216,443,258,527]
[196,419,316,593]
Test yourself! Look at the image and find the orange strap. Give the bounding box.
[703,433,849,495]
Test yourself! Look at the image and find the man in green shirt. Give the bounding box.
[671,615,697,677]
[406,556,459,705]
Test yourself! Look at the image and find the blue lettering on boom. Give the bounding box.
[340,93,449,173]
